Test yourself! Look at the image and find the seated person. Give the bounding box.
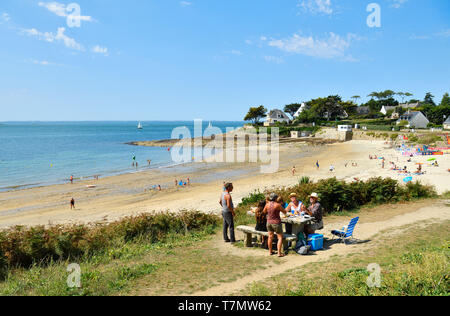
[254,200,268,248]
[285,193,303,216]
[305,193,324,236]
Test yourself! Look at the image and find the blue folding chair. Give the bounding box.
[331,217,359,244]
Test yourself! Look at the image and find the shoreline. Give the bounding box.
[0,139,448,230]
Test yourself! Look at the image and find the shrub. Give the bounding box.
[0,211,219,271]
[239,190,266,207]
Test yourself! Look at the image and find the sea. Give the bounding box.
[0,121,244,192]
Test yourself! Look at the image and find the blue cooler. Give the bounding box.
[308,234,324,251]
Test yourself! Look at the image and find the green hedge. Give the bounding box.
[236,177,436,220]
[0,211,220,279]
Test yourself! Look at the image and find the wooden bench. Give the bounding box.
[237,226,298,251]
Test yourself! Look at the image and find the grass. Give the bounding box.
[243,222,449,296]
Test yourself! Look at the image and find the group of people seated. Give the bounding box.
[253,192,323,257]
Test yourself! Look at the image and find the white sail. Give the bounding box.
[138,122,143,129]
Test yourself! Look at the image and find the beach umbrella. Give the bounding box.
[403,177,413,183]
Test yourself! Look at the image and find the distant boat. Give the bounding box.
[208,121,212,128]
[137,122,143,130]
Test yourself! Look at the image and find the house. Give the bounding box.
[356,106,370,115]
[293,103,307,118]
[396,111,430,129]
[338,125,352,132]
[380,106,397,116]
[398,102,420,110]
[444,116,450,130]
[264,109,291,126]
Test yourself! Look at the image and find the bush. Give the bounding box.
[236,177,437,219]
[0,211,219,271]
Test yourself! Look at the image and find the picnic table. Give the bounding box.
[247,211,314,234]
[281,215,315,236]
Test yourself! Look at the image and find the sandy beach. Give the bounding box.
[0,139,448,229]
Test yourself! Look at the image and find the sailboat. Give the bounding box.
[208,121,213,128]
[137,122,143,130]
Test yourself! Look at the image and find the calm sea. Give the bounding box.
[0,121,244,191]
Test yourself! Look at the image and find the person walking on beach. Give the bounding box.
[292,166,296,176]
[70,175,74,184]
[70,198,75,210]
[220,183,236,243]
[316,161,320,169]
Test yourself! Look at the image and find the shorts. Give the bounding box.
[267,223,283,234]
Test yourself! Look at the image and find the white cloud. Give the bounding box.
[263,55,284,64]
[436,29,450,38]
[21,27,84,51]
[389,0,408,9]
[2,13,11,22]
[38,2,93,23]
[298,0,333,15]
[180,1,192,7]
[267,31,360,60]
[26,59,63,67]
[229,50,243,56]
[92,45,109,56]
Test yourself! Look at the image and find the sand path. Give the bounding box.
[192,200,450,296]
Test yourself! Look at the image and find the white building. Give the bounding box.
[396,111,430,129]
[293,103,307,118]
[264,109,291,126]
[338,125,353,132]
[444,116,450,130]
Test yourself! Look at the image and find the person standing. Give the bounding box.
[70,198,75,210]
[264,193,287,257]
[70,175,74,184]
[220,183,236,243]
[292,166,296,176]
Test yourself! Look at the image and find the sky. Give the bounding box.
[0,0,449,121]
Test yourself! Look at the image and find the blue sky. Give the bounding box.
[0,0,449,121]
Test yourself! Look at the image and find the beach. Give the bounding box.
[0,139,448,230]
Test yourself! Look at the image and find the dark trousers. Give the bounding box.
[222,212,235,242]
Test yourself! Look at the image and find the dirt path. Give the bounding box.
[193,200,450,296]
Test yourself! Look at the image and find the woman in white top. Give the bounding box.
[285,193,304,216]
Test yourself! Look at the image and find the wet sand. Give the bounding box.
[0,140,448,229]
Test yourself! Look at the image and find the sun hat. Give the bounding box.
[310,193,319,199]
[269,193,278,202]
[289,193,298,198]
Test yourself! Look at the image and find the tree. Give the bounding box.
[381,90,396,99]
[341,101,358,116]
[404,92,413,102]
[440,93,450,107]
[244,106,267,125]
[368,92,381,100]
[284,103,302,118]
[397,92,412,104]
[423,92,436,106]
[351,95,361,105]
